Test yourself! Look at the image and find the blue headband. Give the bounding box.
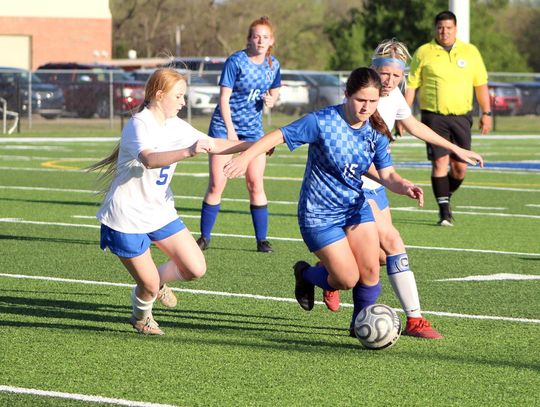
[371,57,406,70]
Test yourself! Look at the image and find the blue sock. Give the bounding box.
[250,204,268,241]
[351,281,382,328]
[200,201,220,240]
[303,265,335,291]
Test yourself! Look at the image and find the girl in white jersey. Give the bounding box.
[224,67,424,339]
[89,68,250,335]
[322,39,484,339]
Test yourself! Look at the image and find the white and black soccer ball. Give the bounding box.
[354,304,401,350]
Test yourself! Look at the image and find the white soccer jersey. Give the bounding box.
[362,87,412,191]
[97,108,206,233]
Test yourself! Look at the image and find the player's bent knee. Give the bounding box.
[358,267,380,284]
[182,261,207,280]
[246,182,265,196]
[139,283,160,298]
[379,227,404,255]
[332,274,359,290]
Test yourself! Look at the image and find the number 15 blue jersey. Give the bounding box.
[281,105,393,229]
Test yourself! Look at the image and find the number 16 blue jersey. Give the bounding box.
[209,50,281,140]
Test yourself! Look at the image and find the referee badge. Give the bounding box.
[457,59,467,68]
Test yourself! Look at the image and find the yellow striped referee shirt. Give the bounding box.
[406,39,488,115]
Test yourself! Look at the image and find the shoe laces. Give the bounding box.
[142,317,160,331]
[408,317,432,330]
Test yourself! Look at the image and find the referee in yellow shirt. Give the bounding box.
[405,10,492,226]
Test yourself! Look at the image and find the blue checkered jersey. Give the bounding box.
[281,105,393,229]
[209,50,281,139]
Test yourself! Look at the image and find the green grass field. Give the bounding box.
[0,127,539,406]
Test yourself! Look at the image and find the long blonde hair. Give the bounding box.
[247,16,275,68]
[87,68,186,193]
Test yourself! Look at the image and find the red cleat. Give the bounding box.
[403,317,443,339]
[322,289,340,312]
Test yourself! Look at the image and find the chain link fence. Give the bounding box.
[1,68,539,134]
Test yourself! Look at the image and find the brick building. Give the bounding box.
[0,0,111,70]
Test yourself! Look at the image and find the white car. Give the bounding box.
[299,71,345,110]
[275,71,310,115]
[130,68,219,115]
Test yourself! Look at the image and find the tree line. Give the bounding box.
[111,0,539,72]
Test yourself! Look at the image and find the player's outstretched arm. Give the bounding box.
[211,138,253,155]
[377,166,423,208]
[401,115,484,167]
[224,129,285,178]
[138,139,216,169]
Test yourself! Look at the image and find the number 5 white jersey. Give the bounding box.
[97,108,206,233]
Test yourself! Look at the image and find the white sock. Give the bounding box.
[131,286,156,320]
[386,253,422,318]
[158,260,185,285]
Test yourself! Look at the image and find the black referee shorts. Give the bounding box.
[421,110,473,161]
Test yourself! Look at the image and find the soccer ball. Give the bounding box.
[354,304,401,350]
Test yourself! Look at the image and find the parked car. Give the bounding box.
[514,82,540,115]
[274,71,310,114]
[130,68,219,116]
[0,67,64,119]
[488,81,522,116]
[298,71,345,111]
[164,56,226,84]
[35,63,145,118]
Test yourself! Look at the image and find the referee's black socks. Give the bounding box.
[448,173,464,198]
[431,176,451,220]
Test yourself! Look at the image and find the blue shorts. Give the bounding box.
[208,126,262,142]
[363,186,390,211]
[100,218,185,258]
[300,203,375,252]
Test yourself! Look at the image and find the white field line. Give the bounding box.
[0,273,539,325]
[437,273,540,281]
[0,157,538,178]
[0,385,176,407]
[456,205,506,210]
[72,214,201,220]
[390,207,540,220]
[1,217,539,257]
[2,185,540,212]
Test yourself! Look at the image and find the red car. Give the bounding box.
[36,63,145,118]
[488,81,522,116]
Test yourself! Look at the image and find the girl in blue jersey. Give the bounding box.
[224,67,423,336]
[197,16,281,253]
[89,68,250,335]
[321,39,484,339]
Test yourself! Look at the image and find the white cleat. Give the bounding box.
[437,219,454,227]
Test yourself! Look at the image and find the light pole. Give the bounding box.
[175,24,185,57]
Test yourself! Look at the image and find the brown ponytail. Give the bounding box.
[370,111,393,141]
